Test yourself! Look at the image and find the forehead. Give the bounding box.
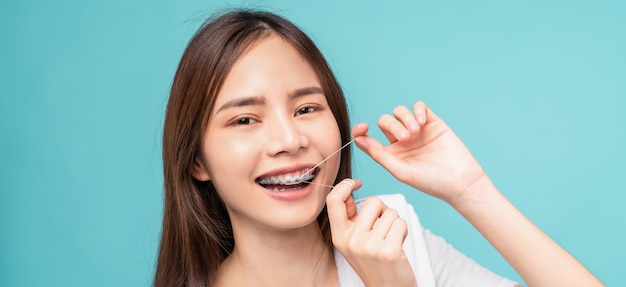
[215,35,321,105]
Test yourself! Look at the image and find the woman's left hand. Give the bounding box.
[352,101,486,203]
[326,179,418,287]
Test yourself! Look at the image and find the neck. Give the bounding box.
[213,220,337,287]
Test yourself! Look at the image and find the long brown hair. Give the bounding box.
[156,10,352,287]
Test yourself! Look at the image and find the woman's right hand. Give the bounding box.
[326,179,417,287]
[351,101,488,205]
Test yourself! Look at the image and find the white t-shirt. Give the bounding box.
[334,194,519,287]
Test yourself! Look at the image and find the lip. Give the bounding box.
[256,163,319,201]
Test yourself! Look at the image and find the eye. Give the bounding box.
[230,117,258,126]
[295,106,318,116]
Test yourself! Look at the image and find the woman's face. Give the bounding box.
[194,35,342,231]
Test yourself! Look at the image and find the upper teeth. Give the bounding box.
[258,171,315,185]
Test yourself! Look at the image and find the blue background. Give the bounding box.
[1,0,624,286]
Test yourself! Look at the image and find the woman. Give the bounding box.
[155,10,602,287]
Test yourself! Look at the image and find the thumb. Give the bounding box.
[326,179,361,231]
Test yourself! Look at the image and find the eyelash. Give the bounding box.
[228,105,322,126]
[295,106,320,116]
[233,117,256,126]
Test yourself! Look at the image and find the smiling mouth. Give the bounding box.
[256,168,319,192]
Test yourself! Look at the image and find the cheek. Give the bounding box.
[308,116,343,161]
[230,140,259,157]
[320,117,342,150]
[325,119,345,177]
[204,137,261,179]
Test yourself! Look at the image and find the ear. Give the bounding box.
[192,158,211,181]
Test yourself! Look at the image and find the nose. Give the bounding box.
[264,112,309,156]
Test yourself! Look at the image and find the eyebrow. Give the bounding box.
[215,86,324,114]
[289,86,324,99]
[215,96,265,114]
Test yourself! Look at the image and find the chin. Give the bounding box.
[265,203,325,231]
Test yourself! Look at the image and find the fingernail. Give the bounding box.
[344,178,354,187]
[417,114,426,124]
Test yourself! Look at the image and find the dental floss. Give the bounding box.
[304,182,336,188]
[302,138,355,188]
[302,138,354,177]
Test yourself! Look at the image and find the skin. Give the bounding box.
[327,179,418,287]
[327,102,604,286]
[193,35,342,287]
[193,32,603,287]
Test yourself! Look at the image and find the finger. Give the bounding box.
[393,105,420,134]
[378,114,409,142]
[351,123,376,150]
[326,179,360,231]
[385,218,408,246]
[378,114,399,143]
[412,101,428,125]
[353,135,409,179]
[343,179,362,220]
[351,122,369,138]
[413,101,442,125]
[354,197,388,233]
[370,208,399,241]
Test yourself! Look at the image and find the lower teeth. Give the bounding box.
[269,182,310,192]
[272,186,303,192]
